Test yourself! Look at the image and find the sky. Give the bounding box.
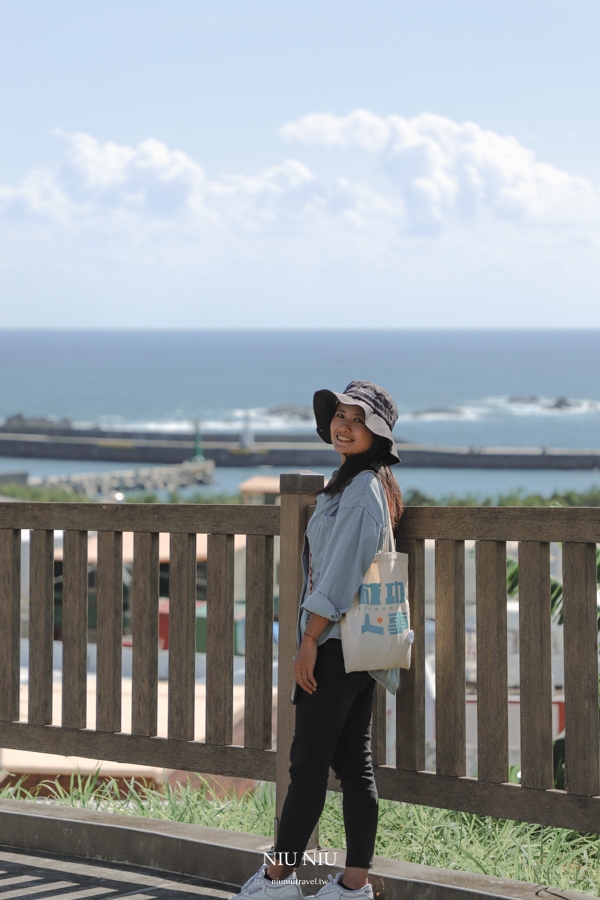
[0,0,599,329]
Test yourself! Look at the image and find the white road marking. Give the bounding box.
[45,889,117,899]
[0,851,231,897]
[113,895,156,899]
[0,881,76,898]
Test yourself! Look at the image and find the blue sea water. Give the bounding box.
[1,329,600,498]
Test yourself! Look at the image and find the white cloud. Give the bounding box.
[281,109,392,152]
[1,116,598,248]
[1,114,600,327]
[280,110,598,231]
[60,131,210,216]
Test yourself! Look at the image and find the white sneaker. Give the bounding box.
[233,864,304,900]
[310,874,373,900]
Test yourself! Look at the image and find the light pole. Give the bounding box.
[193,418,204,460]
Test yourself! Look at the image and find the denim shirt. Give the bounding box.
[297,470,400,695]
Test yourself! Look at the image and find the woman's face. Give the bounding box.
[330,402,375,460]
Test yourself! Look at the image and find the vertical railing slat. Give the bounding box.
[168,532,197,742]
[244,534,274,750]
[0,529,21,722]
[96,531,123,733]
[519,541,553,789]
[206,533,235,745]
[62,530,88,729]
[132,532,159,737]
[562,542,600,796]
[435,539,466,777]
[397,538,425,771]
[476,540,508,783]
[28,530,55,725]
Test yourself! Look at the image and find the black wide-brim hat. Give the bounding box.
[313,380,400,465]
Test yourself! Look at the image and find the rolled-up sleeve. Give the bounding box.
[301,504,383,621]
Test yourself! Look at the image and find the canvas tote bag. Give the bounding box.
[340,508,413,672]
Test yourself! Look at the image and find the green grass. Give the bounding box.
[172,490,243,504]
[128,484,600,508]
[4,480,600,508]
[1,773,599,895]
[10,480,598,508]
[403,484,600,508]
[126,490,243,504]
[0,482,88,502]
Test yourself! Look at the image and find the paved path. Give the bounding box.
[0,847,233,900]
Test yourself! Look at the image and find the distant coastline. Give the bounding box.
[2,417,600,471]
[1,329,600,458]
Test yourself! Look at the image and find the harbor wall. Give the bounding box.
[1,429,600,469]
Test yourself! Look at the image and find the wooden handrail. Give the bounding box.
[0,503,280,535]
[398,505,600,541]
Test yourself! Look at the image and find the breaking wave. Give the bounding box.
[35,396,600,437]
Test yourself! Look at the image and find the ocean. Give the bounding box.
[2,328,600,499]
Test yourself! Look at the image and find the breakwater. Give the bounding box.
[397,444,600,470]
[1,422,600,469]
[30,459,215,498]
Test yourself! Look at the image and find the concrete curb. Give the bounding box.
[0,800,594,900]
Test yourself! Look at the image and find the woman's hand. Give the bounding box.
[294,635,319,694]
[293,613,329,694]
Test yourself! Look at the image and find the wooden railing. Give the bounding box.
[0,500,281,784]
[0,474,599,837]
[388,505,600,834]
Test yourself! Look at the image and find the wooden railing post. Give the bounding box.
[276,473,324,839]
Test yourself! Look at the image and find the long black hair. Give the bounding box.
[322,435,403,526]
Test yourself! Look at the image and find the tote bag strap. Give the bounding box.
[353,469,396,552]
[383,501,395,553]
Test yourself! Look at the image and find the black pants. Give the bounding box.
[274,640,378,869]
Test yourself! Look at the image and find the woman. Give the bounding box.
[236,381,403,900]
